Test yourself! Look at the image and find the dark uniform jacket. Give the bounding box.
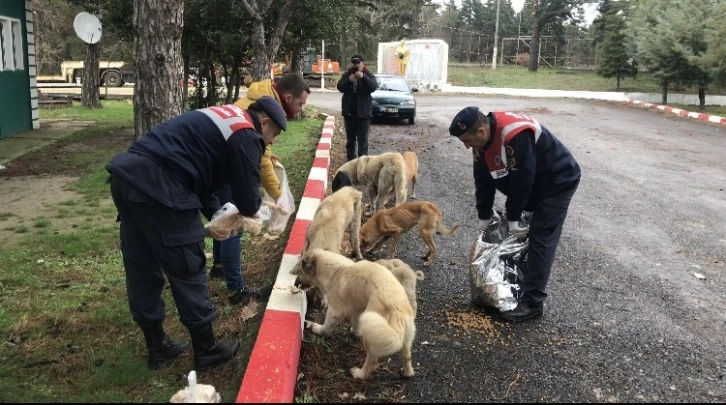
[337,67,378,119]
[474,111,581,222]
[106,105,265,220]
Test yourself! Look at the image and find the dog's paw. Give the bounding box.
[349,326,362,337]
[305,321,319,331]
[311,323,327,335]
[350,367,367,380]
[401,367,415,378]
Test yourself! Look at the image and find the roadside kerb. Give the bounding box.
[439,85,726,126]
[626,99,726,126]
[235,115,335,403]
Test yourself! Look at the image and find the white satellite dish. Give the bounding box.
[73,12,102,45]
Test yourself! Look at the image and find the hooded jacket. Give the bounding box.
[234,79,294,200]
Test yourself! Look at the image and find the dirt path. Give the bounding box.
[301,93,726,402]
[0,176,80,245]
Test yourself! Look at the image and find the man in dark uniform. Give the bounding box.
[106,96,287,371]
[449,106,581,322]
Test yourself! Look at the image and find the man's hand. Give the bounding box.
[270,154,280,166]
[508,220,529,238]
[349,74,357,81]
[354,71,364,79]
[478,218,490,232]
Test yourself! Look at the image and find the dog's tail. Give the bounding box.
[358,310,407,357]
[414,270,425,281]
[394,163,408,205]
[435,217,460,236]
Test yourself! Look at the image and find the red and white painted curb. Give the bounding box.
[236,115,335,403]
[627,99,726,126]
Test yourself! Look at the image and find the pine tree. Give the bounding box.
[596,9,637,90]
[704,1,726,86]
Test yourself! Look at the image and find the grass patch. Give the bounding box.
[0,212,14,221]
[33,217,51,228]
[0,103,325,402]
[446,65,726,95]
[40,100,134,126]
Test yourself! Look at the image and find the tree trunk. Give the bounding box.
[81,42,102,108]
[616,74,620,91]
[232,56,241,102]
[339,24,346,64]
[250,22,269,80]
[528,1,542,72]
[183,54,190,110]
[224,63,234,104]
[207,61,217,106]
[411,0,424,39]
[291,47,304,74]
[661,80,668,104]
[132,0,185,139]
[242,0,301,81]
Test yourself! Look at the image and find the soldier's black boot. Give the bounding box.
[499,301,544,323]
[141,323,190,370]
[191,324,240,372]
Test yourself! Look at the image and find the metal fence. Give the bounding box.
[420,22,600,69]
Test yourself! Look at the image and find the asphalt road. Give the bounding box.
[307,92,726,402]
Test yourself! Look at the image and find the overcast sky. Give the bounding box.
[431,0,600,25]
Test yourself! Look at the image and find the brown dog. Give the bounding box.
[359,201,460,267]
[401,151,419,199]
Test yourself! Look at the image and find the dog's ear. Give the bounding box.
[300,252,317,275]
[331,172,342,193]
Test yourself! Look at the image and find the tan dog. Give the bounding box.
[360,201,460,267]
[294,249,416,379]
[291,186,364,275]
[331,152,408,215]
[401,151,419,199]
[375,258,424,317]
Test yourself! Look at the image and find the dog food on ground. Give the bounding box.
[445,309,503,342]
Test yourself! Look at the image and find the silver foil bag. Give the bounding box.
[469,211,531,312]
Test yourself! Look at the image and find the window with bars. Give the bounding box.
[0,17,24,71]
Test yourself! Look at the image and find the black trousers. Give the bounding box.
[522,180,579,304]
[344,116,371,161]
[110,176,215,334]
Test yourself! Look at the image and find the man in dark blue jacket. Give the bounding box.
[106,97,287,371]
[450,106,581,322]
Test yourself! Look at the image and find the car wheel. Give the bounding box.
[408,117,415,125]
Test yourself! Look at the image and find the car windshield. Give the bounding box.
[377,77,410,92]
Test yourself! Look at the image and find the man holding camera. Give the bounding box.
[337,55,378,161]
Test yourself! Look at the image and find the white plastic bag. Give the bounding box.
[170,371,221,403]
[259,162,296,240]
[205,202,263,241]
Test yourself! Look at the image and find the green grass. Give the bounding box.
[0,212,14,221]
[40,100,135,126]
[0,102,324,402]
[446,65,726,95]
[33,217,51,228]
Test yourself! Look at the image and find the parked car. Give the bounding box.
[371,74,418,125]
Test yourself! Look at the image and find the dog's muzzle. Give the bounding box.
[293,276,312,291]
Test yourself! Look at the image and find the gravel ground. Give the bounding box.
[305,92,726,402]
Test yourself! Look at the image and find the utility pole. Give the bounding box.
[492,0,501,69]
